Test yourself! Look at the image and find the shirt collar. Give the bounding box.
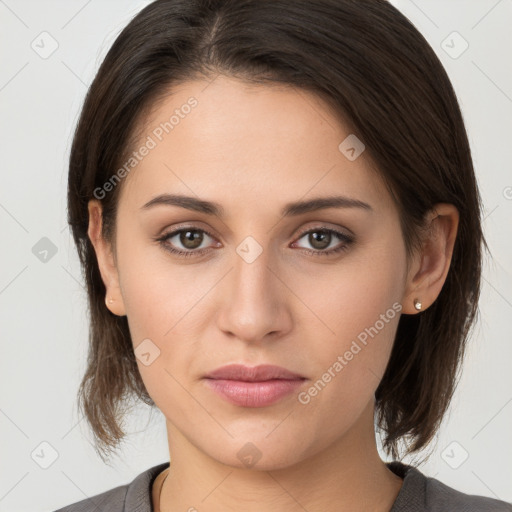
[123,460,424,512]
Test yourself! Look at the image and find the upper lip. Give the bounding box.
[204,364,305,382]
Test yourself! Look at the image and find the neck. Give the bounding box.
[159,400,403,512]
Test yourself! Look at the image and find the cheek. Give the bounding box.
[116,237,214,386]
[291,244,405,398]
[116,233,192,338]
[293,287,401,443]
[119,258,203,414]
[294,245,404,345]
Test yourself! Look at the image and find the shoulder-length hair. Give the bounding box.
[67,0,487,463]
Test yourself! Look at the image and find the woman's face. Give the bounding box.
[95,75,416,469]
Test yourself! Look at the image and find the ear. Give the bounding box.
[87,199,126,316]
[401,203,459,314]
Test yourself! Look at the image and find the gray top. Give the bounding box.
[54,461,512,511]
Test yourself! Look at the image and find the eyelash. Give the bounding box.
[155,225,355,259]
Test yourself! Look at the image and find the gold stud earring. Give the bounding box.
[413,298,422,311]
[105,296,114,307]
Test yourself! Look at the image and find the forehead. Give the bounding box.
[117,75,393,218]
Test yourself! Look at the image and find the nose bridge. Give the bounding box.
[234,239,274,299]
[216,237,291,340]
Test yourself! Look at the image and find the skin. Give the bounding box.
[88,75,459,512]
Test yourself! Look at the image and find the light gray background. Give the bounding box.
[0,1,511,511]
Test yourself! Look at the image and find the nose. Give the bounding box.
[215,245,293,344]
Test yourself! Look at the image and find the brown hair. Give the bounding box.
[67,0,487,463]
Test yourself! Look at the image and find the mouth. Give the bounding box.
[203,364,306,407]
[204,363,305,381]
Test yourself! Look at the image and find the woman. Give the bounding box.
[56,0,512,510]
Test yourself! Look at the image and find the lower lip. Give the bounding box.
[204,378,305,407]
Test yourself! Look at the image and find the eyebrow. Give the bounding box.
[140,193,373,217]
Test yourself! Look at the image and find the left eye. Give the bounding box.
[292,228,354,255]
[156,226,354,258]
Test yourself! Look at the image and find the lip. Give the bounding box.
[203,364,306,408]
[204,364,305,381]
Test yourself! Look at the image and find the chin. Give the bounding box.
[203,436,311,472]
